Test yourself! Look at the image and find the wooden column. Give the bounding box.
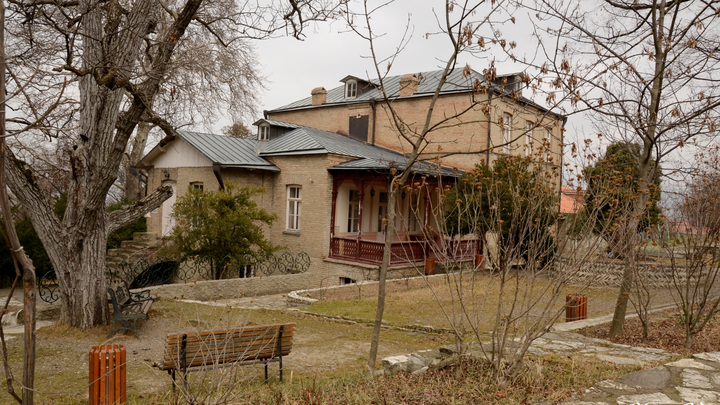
[356,180,365,261]
[330,179,339,237]
[423,186,431,260]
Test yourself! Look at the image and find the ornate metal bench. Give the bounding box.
[154,323,295,388]
[107,281,155,338]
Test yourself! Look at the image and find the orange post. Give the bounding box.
[566,294,588,322]
[425,258,436,275]
[474,254,484,269]
[89,344,127,405]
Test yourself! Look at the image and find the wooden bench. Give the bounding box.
[154,323,295,388]
[107,281,155,338]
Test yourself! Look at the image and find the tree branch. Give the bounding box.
[106,184,172,235]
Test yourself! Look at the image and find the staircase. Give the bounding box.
[106,232,163,270]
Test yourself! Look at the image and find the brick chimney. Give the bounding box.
[311,87,327,105]
[399,74,419,97]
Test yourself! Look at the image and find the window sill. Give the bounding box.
[283,230,301,236]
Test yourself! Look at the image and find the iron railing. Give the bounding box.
[38,251,310,304]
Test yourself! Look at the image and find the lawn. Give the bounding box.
[304,272,677,333]
[0,273,679,404]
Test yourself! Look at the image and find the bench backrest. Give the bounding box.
[159,323,296,371]
[108,282,131,307]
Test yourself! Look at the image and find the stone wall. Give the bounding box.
[559,258,689,288]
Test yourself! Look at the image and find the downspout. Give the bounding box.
[213,163,225,191]
[370,99,377,145]
[486,89,494,164]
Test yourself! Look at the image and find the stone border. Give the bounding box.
[286,272,454,307]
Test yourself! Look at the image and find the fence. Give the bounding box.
[39,251,310,304]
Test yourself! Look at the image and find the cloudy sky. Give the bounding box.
[252,0,536,113]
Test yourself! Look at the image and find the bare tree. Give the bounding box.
[665,145,720,348]
[0,0,37,401]
[341,0,579,376]
[2,0,340,329]
[525,0,720,337]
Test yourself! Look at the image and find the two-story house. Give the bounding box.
[137,67,565,286]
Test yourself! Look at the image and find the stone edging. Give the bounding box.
[286,272,454,307]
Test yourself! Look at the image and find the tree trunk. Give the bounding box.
[366,184,398,377]
[124,122,152,201]
[0,3,36,400]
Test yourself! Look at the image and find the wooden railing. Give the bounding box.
[329,236,481,266]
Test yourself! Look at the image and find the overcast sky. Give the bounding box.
[252,0,536,114]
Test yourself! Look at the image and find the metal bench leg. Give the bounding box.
[264,361,268,383]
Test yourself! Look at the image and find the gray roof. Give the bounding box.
[177,131,280,171]
[258,124,458,177]
[269,68,562,118]
[139,124,458,177]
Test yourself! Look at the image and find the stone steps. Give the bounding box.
[106,232,162,271]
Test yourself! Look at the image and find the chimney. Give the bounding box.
[311,87,327,106]
[399,74,419,97]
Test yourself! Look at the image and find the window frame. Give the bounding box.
[286,185,302,231]
[502,113,512,154]
[525,121,533,157]
[190,182,204,191]
[258,125,270,141]
[345,80,358,99]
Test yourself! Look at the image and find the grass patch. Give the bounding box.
[305,273,660,332]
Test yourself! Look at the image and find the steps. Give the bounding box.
[106,232,163,269]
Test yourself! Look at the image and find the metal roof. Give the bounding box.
[268,68,563,118]
[139,124,460,177]
[177,131,280,171]
[258,123,460,177]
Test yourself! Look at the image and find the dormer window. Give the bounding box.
[345,80,357,99]
[258,125,269,141]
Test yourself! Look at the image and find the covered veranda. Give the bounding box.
[327,167,482,267]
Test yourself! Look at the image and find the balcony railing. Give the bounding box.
[329,235,481,266]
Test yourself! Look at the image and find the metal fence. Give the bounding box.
[38,251,311,304]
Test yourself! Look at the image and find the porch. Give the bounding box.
[327,170,482,267]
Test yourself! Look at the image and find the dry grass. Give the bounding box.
[305,272,677,333]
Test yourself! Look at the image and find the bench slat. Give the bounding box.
[158,323,295,371]
[165,325,295,343]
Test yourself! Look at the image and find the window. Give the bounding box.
[258,125,269,141]
[525,121,533,157]
[286,186,301,231]
[190,182,204,191]
[340,277,356,285]
[377,192,388,232]
[348,190,359,233]
[502,113,512,154]
[544,128,552,161]
[345,80,357,99]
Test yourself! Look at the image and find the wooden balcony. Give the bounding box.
[329,234,482,267]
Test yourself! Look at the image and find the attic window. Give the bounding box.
[258,125,269,141]
[345,80,357,99]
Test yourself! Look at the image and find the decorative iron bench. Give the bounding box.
[154,323,295,388]
[107,281,155,338]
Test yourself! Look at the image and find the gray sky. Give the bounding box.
[253,0,534,113]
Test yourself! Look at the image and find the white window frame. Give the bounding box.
[544,128,552,161]
[502,113,512,154]
[525,121,533,157]
[190,182,204,191]
[286,186,301,231]
[348,190,359,233]
[345,80,357,99]
[258,125,270,141]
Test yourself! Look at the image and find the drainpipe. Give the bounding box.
[213,163,225,191]
[370,99,377,145]
[486,89,494,164]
